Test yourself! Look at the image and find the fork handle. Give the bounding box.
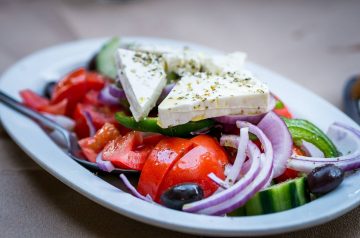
[0,90,69,135]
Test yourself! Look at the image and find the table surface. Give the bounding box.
[1,0,360,237]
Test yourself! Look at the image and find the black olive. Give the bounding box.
[43,81,57,99]
[87,53,98,71]
[160,183,204,210]
[307,164,344,196]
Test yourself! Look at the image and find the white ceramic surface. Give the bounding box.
[1,37,360,237]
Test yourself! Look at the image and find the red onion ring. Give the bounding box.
[257,111,292,178]
[288,122,360,173]
[96,152,115,172]
[83,111,96,137]
[225,127,249,186]
[183,140,263,214]
[108,84,126,99]
[119,174,154,202]
[98,85,120,106]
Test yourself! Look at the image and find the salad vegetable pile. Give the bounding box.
[20,37,360,216]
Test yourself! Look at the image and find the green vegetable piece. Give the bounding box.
[115,113,215,137]
[283,118,339,158]
[96,37,120,79]
[229,177,310,216]
[275,99,285,109]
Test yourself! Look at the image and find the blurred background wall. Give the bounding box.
[1,0,360,108]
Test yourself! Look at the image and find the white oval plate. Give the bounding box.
[1,37,360,237]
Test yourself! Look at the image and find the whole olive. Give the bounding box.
[160,183,204,210]
[307,164,344,196]
[43,81,57,99]
[87,53,98,71]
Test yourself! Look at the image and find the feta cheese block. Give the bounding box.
[116,49,167,121]
[202,52,247,74]
[158,71,269,128]
[163,50,203,76]
[127,43,178,55]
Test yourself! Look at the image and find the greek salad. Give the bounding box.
[19,37,360,216]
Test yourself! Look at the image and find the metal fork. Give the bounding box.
[0,90,138,174]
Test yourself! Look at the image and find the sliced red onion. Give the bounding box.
[208,173,229,189]
[83,111,96,137]
[288,122,360,173]
[214,95,276,125]
[224,164,232,177]
[183,140,262,214]
[98,85,120,106]
[96,152,115,172]
[119,174,153,203]
[42,113,75,131]
[257,111,292,178]
[225,127,249,186]
[220,136,256,180]
[108,84,126,99]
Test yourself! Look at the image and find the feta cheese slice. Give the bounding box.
[127,43,177,55]
[163,50,203,76]
[158,71,269,128]
[116,49,166,121]
[202,52,247,74]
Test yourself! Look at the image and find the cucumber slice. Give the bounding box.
[229,177,310,216]
[96,37,120,79]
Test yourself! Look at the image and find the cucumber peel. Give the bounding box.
[96,37,120,79]
[228,177,310,216]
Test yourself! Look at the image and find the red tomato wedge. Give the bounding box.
[20,89,49,109]
[137,138,194,200]
[72,103,121,139]
[20,89,68,115]
[51,68,105,116]
[102,131,152,170]
[157,135,228,201]
[273,96,292,119]
[78,123,120,162]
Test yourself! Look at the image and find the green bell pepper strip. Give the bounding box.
[282,117,339,158]
[115,113,215,137]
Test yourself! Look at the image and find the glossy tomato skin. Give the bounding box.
[273,96,292,119]
[157,135,228,201]
[78,123,120,162]
[72,102,125,139]
[137,138,194,200]
[20,89,68,115]
[102,131,157,171]
[51,68,105,116]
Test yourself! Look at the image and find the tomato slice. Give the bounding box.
[102,131,149,170]
[137,138,194,199]
[20,89,49,110]
[157,135,229,201]
[20,89,68,115]
[142,133,165,145]
[190,135,229,162]
[72,103,125,139]
[273,96,292,119]
[78,123,120,162]
[51,68,105,116]
[38,99,68,115]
